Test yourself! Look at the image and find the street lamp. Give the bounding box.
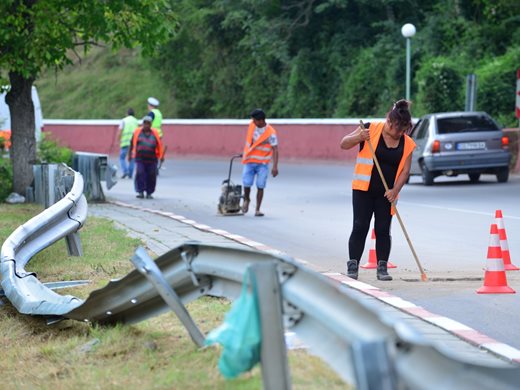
[401,23,416,101]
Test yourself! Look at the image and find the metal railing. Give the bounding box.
[72,151,117,201]
[0,164,87,315]
[1,166,520,389]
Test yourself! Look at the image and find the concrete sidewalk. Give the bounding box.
[89,201,520,366]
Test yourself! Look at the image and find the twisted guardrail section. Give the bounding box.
[65,242,520,389]
[2,166,520,389]
[0,165,87,315]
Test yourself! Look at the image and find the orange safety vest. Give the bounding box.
[242,121,277,164]
[352,122,416,213]
[0,130,11,150]
[130,127,164,159]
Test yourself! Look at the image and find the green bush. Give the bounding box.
[38,133,74,166]
[334,35,407,118]
[415,57,463,115]
[476,46,520,127]
[336,44,397,117]
[0,157,13,201]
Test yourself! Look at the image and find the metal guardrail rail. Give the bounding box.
[0,165,87,315]
[64,243,520,389]
[1,167,520,389]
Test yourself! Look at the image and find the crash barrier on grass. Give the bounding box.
[61,243,520,390]
[72,151,117,202]
[0,164,88,315]
[4,234,520,387]
[2,168,520,389]
[29,163,83,256]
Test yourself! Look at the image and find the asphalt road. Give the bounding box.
[105,157,520,349]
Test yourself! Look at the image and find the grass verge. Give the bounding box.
[0,204,347,389]
[37,47,176,120]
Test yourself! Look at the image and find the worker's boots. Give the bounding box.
[346,260,359,280]
[377,261,393,281]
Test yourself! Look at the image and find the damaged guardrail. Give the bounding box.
[2,167,520,389]
[65,243,520,390]
[0,164,88,315]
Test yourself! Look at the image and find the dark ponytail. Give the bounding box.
[387,99,412,134]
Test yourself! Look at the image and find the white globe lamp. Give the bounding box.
[401,23,416,100]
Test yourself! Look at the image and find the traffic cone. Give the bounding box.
[360,228,397,269]
[495,210,519,271]
[476,223,515,294]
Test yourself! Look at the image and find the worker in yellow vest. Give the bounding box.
[241,109,279,217]
[117,108,139,178]
[147,97,163,138]
[340,100,416,281]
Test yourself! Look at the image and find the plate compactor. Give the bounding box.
[218,154,244,216]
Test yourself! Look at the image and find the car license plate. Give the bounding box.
[456,142,486,150]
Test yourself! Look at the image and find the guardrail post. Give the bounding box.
[65,233,83,256]
[351,340,396,390]
[251,262,291,390]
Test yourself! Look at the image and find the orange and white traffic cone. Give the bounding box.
[360,228,397,269]
[476,223,515,294]
[495,210,519,271]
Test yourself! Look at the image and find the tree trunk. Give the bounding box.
[6,72,36,195]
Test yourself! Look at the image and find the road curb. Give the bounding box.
[108,200,520,364]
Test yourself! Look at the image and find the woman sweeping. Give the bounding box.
[340,100,416,281]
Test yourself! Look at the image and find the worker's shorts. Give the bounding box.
[242,163,269,189]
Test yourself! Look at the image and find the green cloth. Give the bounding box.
[205,268,261,379]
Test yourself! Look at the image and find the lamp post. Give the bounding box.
[401,23,416,101]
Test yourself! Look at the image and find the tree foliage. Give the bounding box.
[150,0,519,125]
[0,0,177,194]
[415,58,463,114]
[0,0,176,78]
[477,47,520,126]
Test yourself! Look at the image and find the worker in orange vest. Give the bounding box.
[340,100,416,281]
[241,109,279,217]
[128,116,164,199]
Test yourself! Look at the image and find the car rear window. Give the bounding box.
[437,115,499,134]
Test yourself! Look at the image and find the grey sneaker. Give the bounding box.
[136,192,144,199]
[347,260,359,280]
[377,261,393,281]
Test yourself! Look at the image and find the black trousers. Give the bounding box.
[348,189,393,262]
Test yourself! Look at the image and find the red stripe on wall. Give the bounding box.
[44,123,361,161]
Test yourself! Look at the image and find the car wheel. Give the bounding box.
[497,167,509,183]
[421,162,434,186]
[468,173,480,183]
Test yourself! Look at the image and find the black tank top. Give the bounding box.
[369,135,404,194]
[359,123,405,195]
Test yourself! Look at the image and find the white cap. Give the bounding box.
[147,97,160,107]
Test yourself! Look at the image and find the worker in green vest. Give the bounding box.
[147,97,163,138]
[118,108,139,178]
